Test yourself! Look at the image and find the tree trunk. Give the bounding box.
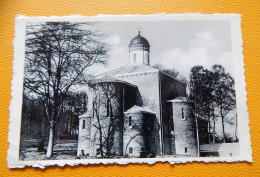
[195,113,200,157]
[221,115,226,143]
[96,113,103,157]
[99,125,103,157]
[234,114,238,141]
[207,112,211,144]
[213,116,216,144]
[46,122,55,157]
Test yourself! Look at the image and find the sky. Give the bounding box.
[87,20,234,80]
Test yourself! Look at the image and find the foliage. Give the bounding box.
[188,65,236,143]
[20,91,87,157]
[153,63,187,83]
[212,65,236,143]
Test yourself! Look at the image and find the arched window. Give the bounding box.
[181,108,185,120]
[133,53,136,62]
[82,119,86,129]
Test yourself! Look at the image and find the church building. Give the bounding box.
[77,31,208,158]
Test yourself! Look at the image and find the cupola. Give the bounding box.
[129,31,150,65]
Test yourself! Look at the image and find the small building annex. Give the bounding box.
[77,31,208,158]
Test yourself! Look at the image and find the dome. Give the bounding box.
[129,32,150,48]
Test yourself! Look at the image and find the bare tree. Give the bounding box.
[61,92,87,137]
[90,82,123,157]
[24,22,109,157]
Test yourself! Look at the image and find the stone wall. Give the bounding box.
[77,115,91,156]
[160,72,187,155]
[77,82,137,157]
[172,102,198,157]
[123,113,155,157]
[118,71,161,155]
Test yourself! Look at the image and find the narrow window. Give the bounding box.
[133,53,136,62]
[81,150,85,156]
[129,147,133,154]
[181,108,185,120]
[82,120,86,129]
[92,102,95,117]
[185,148,188,153]
[129,116,132,127]
[169,116,174,131]
[106,99,110,117]
[96,148,101,156]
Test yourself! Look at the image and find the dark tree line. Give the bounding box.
[21,92,87,141]
[188,64,236,143]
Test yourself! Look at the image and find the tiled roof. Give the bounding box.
[95,64,186,85]
[124,105,155,115]
[96,64,159,78]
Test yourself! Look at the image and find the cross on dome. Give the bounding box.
[137,26,142,35]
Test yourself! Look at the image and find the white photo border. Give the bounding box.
[8,14,252,168]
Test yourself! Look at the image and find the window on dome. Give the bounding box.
[133,53,136,62]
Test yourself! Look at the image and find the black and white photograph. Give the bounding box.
[8,15,251,168]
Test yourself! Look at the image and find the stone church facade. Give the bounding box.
[77,32,208,158]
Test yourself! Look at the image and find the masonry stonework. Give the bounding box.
[160,73,187,155]
[171,100,198,156]
[77,32,208,158]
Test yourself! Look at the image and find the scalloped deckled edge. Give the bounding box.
[8,14,252,169]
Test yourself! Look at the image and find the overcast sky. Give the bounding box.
[88,20,233,79]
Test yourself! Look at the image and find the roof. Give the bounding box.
[167,96,191,103]
[129,32,150,47]
[96,64,159,78]
[95,64,186,86]
[124,105,155,115]
[90,75,136,87]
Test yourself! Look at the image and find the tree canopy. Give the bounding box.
[152,63,187,83]
[188,64,236,143]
